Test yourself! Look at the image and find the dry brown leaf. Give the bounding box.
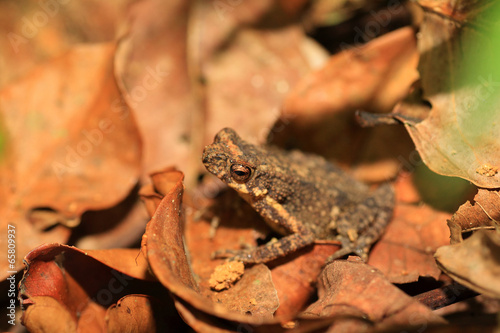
[402,1,500,188]
[115,0,324,186]
[303,260,446,331]
[141,168,345,332]
[74,196,150,250]
[211,264,279,318]
[0,0,128,88]
[435,230,500,299]
[448,188,500,240]
[185,190,274,294]
[269,244,338,318]
[0,43,141,280]
[368,203,451,283]
[272,27,418,182]
[393,171,422,204]
[19,244,166,332]
[22,296,78,333]
[185,185,339,319]
[106,295,184,332]
[140,169,257,321]
[283,26,418,117]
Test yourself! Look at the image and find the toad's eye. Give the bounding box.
[230,164,253,183]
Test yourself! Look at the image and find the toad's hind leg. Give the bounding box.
[327,183,395,262]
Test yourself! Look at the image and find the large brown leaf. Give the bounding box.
[115,0,324,185]
[303,260,447,331]
[0,0,129,88]
[0,43,141,280]
[141,168,342,332]
[402,0,500,188]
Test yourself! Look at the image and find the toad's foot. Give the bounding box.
[325,243,369,263]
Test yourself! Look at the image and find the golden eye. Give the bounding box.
[230,164,252,183]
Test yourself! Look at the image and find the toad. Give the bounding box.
[202,128,394,263]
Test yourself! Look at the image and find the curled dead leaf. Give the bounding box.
[435,230,500,299]
[19,244,169,332]
[448,188,500,243]
[140,169,278,326]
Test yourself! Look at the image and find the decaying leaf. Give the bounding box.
[140,168,291,331]
[303,260,446,331]
[270,244,338,318]
[368,203,451,283]
[0,0,128,88]
[210,264,279,318]
[447,188,500,243]
[435,230,500,299]
[19,244,172,332]
[0,43,141,280]
[186,183,339,318]
[283,26,418,117]
[402,1,500,188]
[106,295,185,332]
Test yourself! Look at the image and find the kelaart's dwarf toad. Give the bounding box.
[202,128,394,263]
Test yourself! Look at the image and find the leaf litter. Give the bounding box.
[1,0,499,331]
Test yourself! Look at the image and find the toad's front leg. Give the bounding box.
[212,231,315,263]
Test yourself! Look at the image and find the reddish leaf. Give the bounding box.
[284,26,418,117]
[369,203,451,283]
[22,296,78,333]
[270,244,338,317]
[0,43,141,279]
[20,244,160,332]
[303,260,446,331]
